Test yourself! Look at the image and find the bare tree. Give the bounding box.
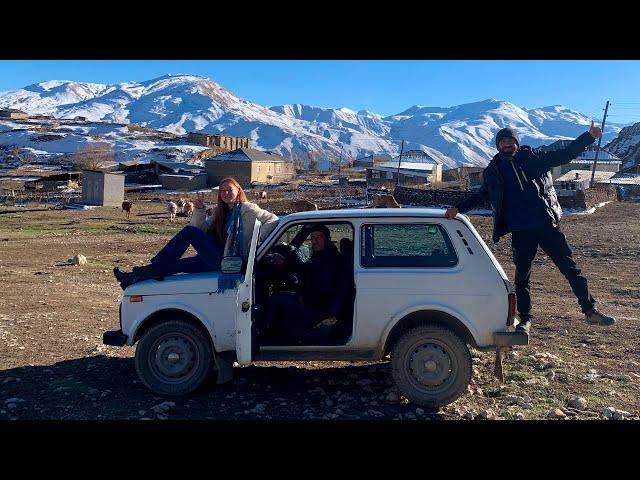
[291,151,306,171]
[307,150,318,173]
[73,142,114,171]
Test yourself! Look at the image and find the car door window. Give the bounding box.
[361,223,458,268]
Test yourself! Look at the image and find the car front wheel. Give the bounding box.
[135,320,212,396]
[391,325,472,408]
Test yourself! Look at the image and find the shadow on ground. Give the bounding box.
[0,355,445,420]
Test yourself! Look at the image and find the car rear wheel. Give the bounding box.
[391,325,472,408]
[135,320,212,396]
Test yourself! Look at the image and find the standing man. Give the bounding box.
[445,123,615,335]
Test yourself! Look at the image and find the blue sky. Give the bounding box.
[1,60,639,124]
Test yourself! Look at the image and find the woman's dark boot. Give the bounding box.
[113,264,163,290]
[132,264,164,281]
[113,267,136,290]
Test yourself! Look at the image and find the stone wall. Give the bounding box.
[394,186,489,208]
[395,185,618,211]
[558,185,617,209]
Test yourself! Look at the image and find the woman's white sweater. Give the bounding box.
[190,201,279,259]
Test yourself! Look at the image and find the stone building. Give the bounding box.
[0,109,29,120]
[205,148,295,187]
[187,133,250,151]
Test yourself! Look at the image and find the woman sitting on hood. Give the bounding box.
[113,177,279,289]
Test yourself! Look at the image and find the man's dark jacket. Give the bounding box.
[302,242,348,317]
[455,131,596,243]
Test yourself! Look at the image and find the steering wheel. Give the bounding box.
[267,243,305,266]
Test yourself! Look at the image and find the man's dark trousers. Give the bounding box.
[266,294,326,342]
[512,222,596,319]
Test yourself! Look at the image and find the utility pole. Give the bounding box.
[337,146,343,208]
[590,100,610,188]
[395,140,405,191]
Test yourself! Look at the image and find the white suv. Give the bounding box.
[104,208,526,408]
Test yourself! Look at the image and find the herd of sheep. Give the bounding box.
[120,192,400,222]
[121,197,196,222]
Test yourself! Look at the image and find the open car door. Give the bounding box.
[235,219,261,365]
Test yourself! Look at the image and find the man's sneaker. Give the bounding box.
[314,316,338,329]
[585,308,616,326]
[515,319,530,335]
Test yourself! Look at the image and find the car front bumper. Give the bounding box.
[103,329,128,347]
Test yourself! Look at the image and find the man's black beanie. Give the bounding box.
[495,127,520,149]
[310,224,331,240]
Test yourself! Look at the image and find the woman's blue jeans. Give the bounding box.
[151,226,223,276]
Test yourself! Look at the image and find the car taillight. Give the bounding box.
[507,293,516,326]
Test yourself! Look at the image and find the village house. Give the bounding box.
[540,141,622,180]
[353,154,392,168]
[554,170,617,192]
[205,148,295,187]
[442,166,484,188]
[116,160,208,191]
[186,133,250,151]
[366,161,443,189]
[0,109,29,120]
[117,160,159,184]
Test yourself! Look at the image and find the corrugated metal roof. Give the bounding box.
[575,148,621,161]
[555,170,616,182]
[368,166,433,178]
[391,150,443,164]
[610,174,640,185]
[377,162,436,171]
[160,173,207,179]
[206,148,289,163]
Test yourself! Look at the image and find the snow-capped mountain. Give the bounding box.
[0,80,111,114]
[605,121,640,171]
[0,74,625,168]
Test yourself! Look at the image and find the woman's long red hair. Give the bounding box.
[214,177,248,242]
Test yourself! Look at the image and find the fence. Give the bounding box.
[0,187,82,207]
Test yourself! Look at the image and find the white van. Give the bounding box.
[104,209,527,408]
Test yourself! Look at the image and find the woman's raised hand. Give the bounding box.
[193,192,206,209]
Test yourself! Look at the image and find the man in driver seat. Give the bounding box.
[266,224,348,343]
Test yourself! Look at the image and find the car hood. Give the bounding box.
[123,271,236,296]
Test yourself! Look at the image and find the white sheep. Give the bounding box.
[183,201,194,217]
[168,201,178,222]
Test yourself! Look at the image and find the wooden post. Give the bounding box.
[590,100,610,188]
[395,140,405,191]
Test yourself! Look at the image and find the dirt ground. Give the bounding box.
[1,197,639,420]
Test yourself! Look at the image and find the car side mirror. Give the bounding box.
[221,256,243,274]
